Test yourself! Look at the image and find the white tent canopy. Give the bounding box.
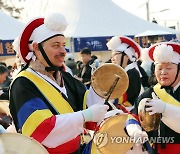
[135,30,173,37]
[23,0,178,38]
[0,10,24,40]
[55,0,178,37]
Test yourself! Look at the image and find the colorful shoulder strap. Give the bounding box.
[15,70,74,114]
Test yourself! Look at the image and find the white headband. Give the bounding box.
[107,36,138,62]
[153,44,180,64]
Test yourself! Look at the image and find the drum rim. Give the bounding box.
[91,63,129,100]
[0,133,48,153]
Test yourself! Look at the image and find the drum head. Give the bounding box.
[0,100,10,115]
[91,63,129,100]
[138,98,161,132]
[0,133,48,154]
[94,114,133,154]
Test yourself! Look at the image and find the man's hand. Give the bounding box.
[0,90,4,96]
[82,104,109,122]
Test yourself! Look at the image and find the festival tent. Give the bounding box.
[135,30,173,37]
[0,10,24,56]
[54,0,178,51]
[0,10,24,40]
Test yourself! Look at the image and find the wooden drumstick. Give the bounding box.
[104,74,121,110]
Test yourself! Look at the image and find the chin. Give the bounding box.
[160,82,170,87]
[54,62,63,67]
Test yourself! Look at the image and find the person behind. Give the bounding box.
[0,62,11,91]
[0,65,9,100]
[9,13,109,153]
[65,53,78,75]
[75,48,93,89]
[106,36,142,111]
[137,60,150,89]
[140,48,153,77]
[152,17,158,24]
[125,42,180,154]
[10,37,25,79]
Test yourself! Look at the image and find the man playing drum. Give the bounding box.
[125,42,180,154]
[9,13,109,153]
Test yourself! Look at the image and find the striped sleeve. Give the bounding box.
[124,114,142,137]
[10,77,84,148]
[17,97,55,142]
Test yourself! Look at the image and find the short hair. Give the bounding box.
[80,48,91,55]
[7,65,12,70]
[0,62,7,67]
[0,65,8,75]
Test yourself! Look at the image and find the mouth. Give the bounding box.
[160,77,168,81]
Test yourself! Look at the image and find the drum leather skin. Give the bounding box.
[0,133,48,154]
[91,63,129,100]
[93,114,133,154]
[138,98,161,132]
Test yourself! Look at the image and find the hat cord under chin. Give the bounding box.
[38,43,61,72]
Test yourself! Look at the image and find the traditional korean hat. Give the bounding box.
[18,13,68,64]
[148,42,180,64]
[106,36,141,62]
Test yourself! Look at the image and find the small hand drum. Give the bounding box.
[0,133,48,154]
[138,98,161,132]
[93,114,133,154]
[91,63,129,100]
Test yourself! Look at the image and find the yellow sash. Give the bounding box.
[153,83,180,107]
[15,71,74,114]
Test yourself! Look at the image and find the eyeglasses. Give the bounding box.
[112,52,121,57]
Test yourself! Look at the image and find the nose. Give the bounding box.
[60,46,66,53]
[160,68,167,75]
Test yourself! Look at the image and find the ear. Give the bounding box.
[32,42,39,51]
[32,42,40,56]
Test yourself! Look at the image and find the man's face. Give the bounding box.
[0,72,8,84]
[35,35,66,67]
[80,54,91,64]
[155,62,179,87]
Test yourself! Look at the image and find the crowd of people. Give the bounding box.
[0,12,179,154]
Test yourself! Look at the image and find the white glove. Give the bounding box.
[146,92,166,115]
[0,90,4,96]
[82,104,109,122]
[104,109,124,119]
[0,125,5,134]
[133,129,148,145]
